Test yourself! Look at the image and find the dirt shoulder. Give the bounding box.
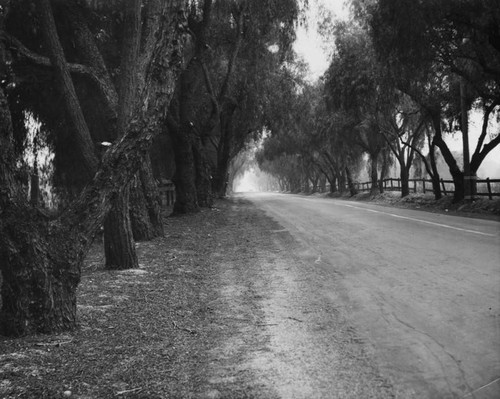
[325,191,500,221]
[0,198,399,399]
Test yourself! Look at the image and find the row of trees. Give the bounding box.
[0,0,303,336]
[257,0,500,202]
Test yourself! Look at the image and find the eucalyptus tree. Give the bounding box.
[323,22,390,194]
[166,0,303,211]
[368,0,500,201]
[2,0,170,271]
[0,0,191,336]
[375,93,427,197]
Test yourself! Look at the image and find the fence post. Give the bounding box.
[487,177,492,200]
[422,178,426,194]
[413,180,417,193]
[441,178,447,195]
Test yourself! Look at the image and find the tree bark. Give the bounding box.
[61,0,118,125]
[369,150,380,195]
[212,106,235,198]
[345,167,357,196]
[0,0,190,336]
[130,155,164,240]
[139,154,164,236]
[193,138,214,207]
[330,175,337,193]
[37,0,99,178]
[130,174,156,241]
[378,148,390,194]
[399,157,410,198]
[171,123,199,214]
[168,60,201,214]
[103,0,142,269]
[430,111,464,202]
[428,140,442,200]
[104,187,138,269]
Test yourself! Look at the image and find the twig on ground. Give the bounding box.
[172,320,197,334]
[116,387,142,395]
[34,339,74,347]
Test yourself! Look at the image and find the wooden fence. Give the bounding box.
[352,178,500,199]
[158,180,176,206]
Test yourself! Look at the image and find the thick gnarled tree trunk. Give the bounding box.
[130,155,164,240]
[431,111,464,202]
[171,128,199,214]
[104,187,138,269]
[103,0,142,269]
[0,0,189,336]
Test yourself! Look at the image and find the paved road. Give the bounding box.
[243,192,500,399]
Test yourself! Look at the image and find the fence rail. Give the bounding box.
[352,178,500,199]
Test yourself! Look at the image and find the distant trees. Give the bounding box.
[258,0,499,202]
[166,0,302,213]
[369,0,500,201]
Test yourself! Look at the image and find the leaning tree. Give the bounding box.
[0,0,192,336]
[2,0,168,270]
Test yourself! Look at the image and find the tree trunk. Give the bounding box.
[171,126,199,214]
[130,174,156,241]
[378,148,390,194]
[41,0,140,272]
[193,139,214,207]
[1,84,81,336]
[330,174,338,193]
[430,149,442,200]
[338,170,346,194]
[104,187,138,269]
[369,150,380,195]
[169,59,202,214]
[345,167,358,196]
[0,0,190,336]
[431,113,464,202]
[102,0,143,268]
[311,175,319,193]
[130,155,164,239]
[400,159,410,198]
[212,108,234,198]
[37,0,98,178]
[319,175,326,193]
[61,1,118,124]
[139,154,164,235]
[0,215,80,336]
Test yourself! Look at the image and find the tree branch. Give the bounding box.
[217,4,245,103]
[473,99,500,156]
[37,0,98,176]
[200,59,219,113]
[1,32,117,116]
